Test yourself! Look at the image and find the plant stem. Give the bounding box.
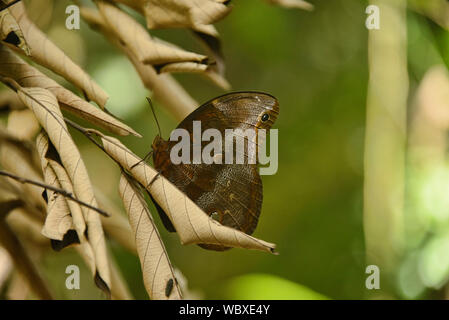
[0,170,109,217]
[364,0,407,286]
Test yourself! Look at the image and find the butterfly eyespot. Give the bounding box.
[261,113,270,122]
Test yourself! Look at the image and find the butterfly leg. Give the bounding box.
[131,150,153,169]
[146,171,161,190]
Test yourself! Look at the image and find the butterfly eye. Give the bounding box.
[261,113,270,122]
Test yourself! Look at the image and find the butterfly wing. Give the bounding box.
[153,92,279,250]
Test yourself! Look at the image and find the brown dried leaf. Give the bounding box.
[94,2,226,88]
[267,0,313,10]
[112,0,226,75]
[0,89,25,111]
[17,86,110,293]
[36,133,86,237]
[7,2,109,108]
[5,207,47,246]
[96,1,206,65]
[102,136,276,253]
[6,272,29,300]
[0,0,17,11]
[0,246,12,291]
[73,240,132,299]
[95,187,136,253]
[142,0,231,36]
[193,31,225,76]
[202,70,231,90]
[0,46,140,137]
[0,168,45,225]
[119,172,182,300]
[0,215,53,299]
[110,0,143,12]
[111,0,230,35]
[156,62,230,90]
[7,109,40,141]
[144,37,207,65]
[156,61,208,74]
[39,163,73,241]
[35,133,75,242]
[81,7,198,121]
[0,111,46,212]
[109,254,134,300]
[36,133,97,268]
[0,7,29,55]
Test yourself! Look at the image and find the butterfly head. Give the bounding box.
[152,134,166,151]
[211,91,279,131]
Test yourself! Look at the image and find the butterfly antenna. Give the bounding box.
[146,97,162,137]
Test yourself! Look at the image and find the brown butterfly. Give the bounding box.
[151,91,279,251]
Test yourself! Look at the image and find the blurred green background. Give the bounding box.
[5,0,449,300]
[43,0,368,300]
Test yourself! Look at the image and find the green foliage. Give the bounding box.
[223,273,329,300]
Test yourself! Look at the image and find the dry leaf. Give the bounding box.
[0,124,23,146]
[193,31,225,76]
[0,215,53,299]
[6,272,29,300]
[202,70,231,90]
[74,242,133,299]
[38,163,73,241]
[96,1,206,65]
[0,111,46,212]
[119,172,182,300]
[267,0,314,10]
[7,2,109,108]
[95,187,136,253]
[109,252,134,300]
[36,133,86,237]
[0,7,29,55]
[142,0,231,36]
[0,45,140,137]
[156,61,208,74]
[0,161,45,225]
[144,37,207,65]
[17,86,111,293]
[35,132,75,242]
[36,131,97,278]
[94,2,226,89]
[5,207,47,246]
[0,89,25,111]
[0,246,12,291]
[7,109,40,141]
[112,0,227,75]
[0,108,40,169]
[102,136,276,253]
[173,268,202,299]
[112,0,231,36]
[81,7,197,121]
[0,0,17,11]
[155,62,230,90]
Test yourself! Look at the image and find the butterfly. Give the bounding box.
[150,91,279,251]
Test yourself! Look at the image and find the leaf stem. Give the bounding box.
[0,169,110,217]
